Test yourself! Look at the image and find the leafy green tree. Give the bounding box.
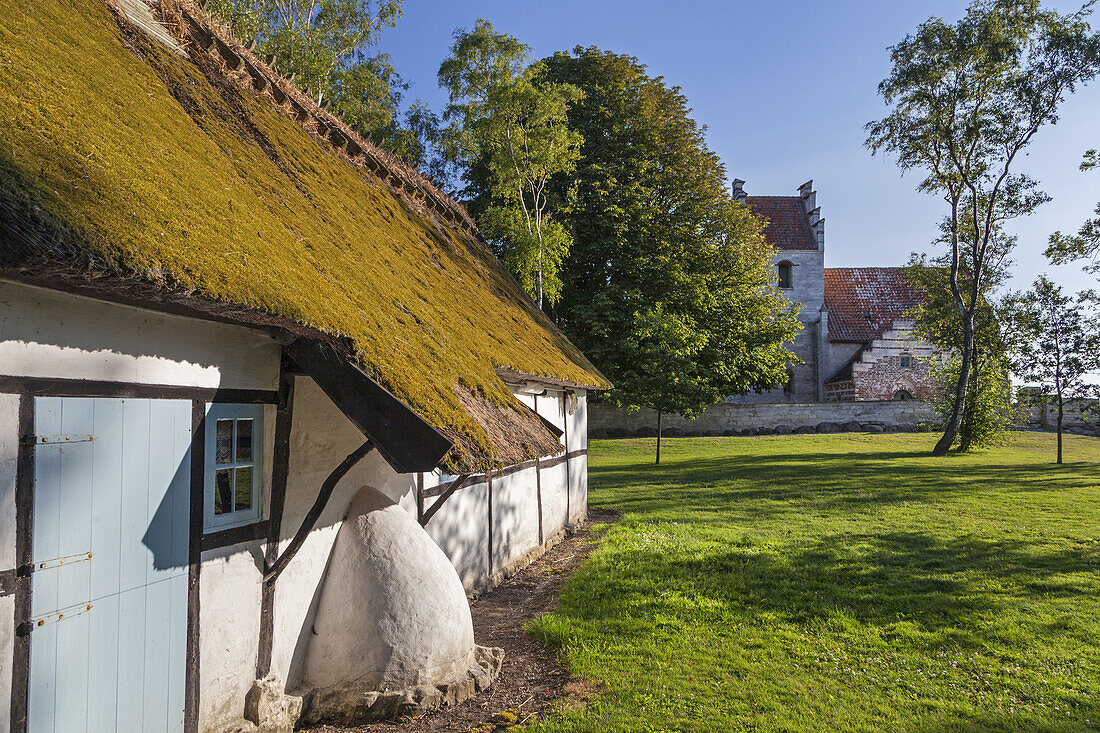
[206,0,440,167]
[537,48,799,451]
[438,20,583,308]
[1048,149,1100,278]
[622,306,707,464]
[905,247,1017,451]
[1005,277,1100,462]
[866,0,1100,456]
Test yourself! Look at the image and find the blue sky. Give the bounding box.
[377,0,1100,295]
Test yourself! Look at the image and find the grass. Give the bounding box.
[526,432,1100,732]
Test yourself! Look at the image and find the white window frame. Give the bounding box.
[204,403,265,532]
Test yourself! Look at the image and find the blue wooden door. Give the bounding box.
[29,397,191,733]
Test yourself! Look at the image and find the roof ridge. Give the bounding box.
[152,0,478,234]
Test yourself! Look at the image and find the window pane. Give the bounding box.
[236,418,253,461]
[214,469,232,515]
[778,263,792,289]
[216,419,234,463]
[234,466,253,512]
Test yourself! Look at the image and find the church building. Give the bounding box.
[731,180,936,404]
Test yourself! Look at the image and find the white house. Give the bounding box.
[0,1,609,731]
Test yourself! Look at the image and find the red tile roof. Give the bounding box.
[824,268,925,342]
[745,196,818,251]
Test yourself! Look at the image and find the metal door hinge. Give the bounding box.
[34,551,93,573]
[29,602,94,630]
[36,434,95,445]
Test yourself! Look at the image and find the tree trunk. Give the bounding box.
[656,409,662,466]
[1057,395,1064,465]
[933,316,975,456]
[957,349,979,453]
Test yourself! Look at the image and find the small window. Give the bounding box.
[204,404,265,531]
[783,369,795,395]
[892,390,913,401]
[900,353,912,368]
[777,262,793,289]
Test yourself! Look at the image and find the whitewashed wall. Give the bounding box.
[270,377,415,694]
[197,403,276,731]
[0,393,19,728]
[421,387,589,589]
[0,281,280,391]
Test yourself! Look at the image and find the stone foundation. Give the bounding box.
[298,645,504,725]
[591,400,937,437]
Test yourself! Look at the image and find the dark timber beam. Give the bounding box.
[285,338,452,474]
[419,474,473,527]
[263,439,374,583]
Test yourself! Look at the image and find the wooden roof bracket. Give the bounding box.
[213,37,244,71]
[262,439,374,583]
[244,62,269,92]
[284,338,453,474]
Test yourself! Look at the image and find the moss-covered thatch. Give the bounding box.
[0,0,609,470]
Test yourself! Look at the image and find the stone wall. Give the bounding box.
[591,399,937,436]
[1025,396,1100,430]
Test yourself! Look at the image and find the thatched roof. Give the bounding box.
[0,0,609,472]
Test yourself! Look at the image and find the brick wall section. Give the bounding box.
[847,321,937,401]
[591,400,937,435]
[824,380,855,401]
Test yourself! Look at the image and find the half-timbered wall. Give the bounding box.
[0,280,589,732]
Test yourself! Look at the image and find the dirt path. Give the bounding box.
[306,511,612,732]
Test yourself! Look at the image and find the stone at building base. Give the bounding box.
[244,675,303,733]
[298,645,504,725]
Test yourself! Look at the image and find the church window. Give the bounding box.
[777,261,793,289]
[900,353,912,368]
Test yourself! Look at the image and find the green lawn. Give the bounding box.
[526,432,1100,732]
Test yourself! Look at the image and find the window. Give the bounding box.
[204,403,264,531]
[783,369,795,395]
[777,261,793,289]
[892,390,913,401]
[900,353,912,368]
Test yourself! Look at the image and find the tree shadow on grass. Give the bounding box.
[590,448,1094,521]
[912,715,1095,733]
[562,529,1099,644]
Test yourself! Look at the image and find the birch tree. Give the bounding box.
[439,20,582,309]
